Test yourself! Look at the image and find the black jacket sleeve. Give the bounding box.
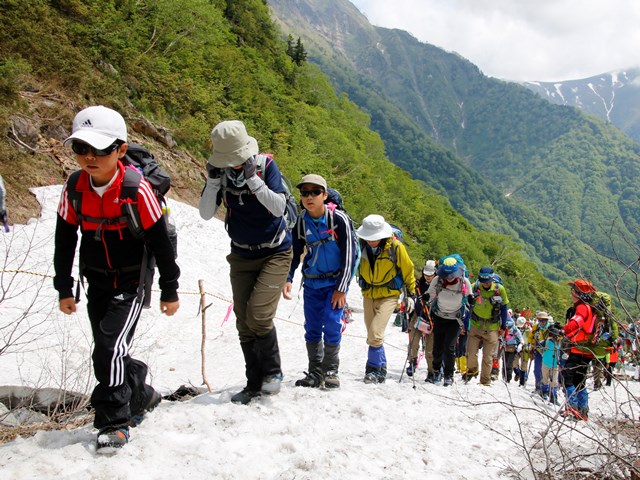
[144,216,180,302]
[53,214,79,300]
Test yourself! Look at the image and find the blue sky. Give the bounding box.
[350,0,640,82]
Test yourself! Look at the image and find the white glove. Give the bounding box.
[405,297,415,315]
[516,344,523,353]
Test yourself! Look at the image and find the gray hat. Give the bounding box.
[356,214,393,241]
[296,174,327,190]
[208,120,259,168]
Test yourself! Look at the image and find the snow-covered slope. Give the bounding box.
[0,186,638,480]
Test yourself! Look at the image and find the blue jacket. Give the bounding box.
[542,338,561,368]
[288,208,356,292]
[222,158,292,257]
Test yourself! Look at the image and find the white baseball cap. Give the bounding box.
[64,106,127,149]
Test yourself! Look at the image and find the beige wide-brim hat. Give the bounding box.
[535,311,550,320]
[356,214,393,241]
[208,120,259,168]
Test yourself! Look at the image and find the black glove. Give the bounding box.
[243,156,257,179]
[206,163,222,179]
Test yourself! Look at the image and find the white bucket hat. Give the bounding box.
[63,106,127,149]
[356,214,393,241]
[208,120,259,168]
[423,260,436,276]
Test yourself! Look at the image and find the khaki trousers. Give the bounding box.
[363,296,398,348]
[466,326,499,384]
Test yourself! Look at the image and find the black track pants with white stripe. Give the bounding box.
[87,286,154,430]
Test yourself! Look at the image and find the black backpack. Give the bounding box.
[66,144,176,308]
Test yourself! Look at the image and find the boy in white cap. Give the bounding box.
[283,174,358,389]
[199,120,292,405]
[356,214,415,383]
[54,106,180,452]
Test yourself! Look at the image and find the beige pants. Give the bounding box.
[408,316,435,374]
[541,365,559,388]
[363,296,398,348]
[466,326,499,384]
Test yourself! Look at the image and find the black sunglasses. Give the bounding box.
[71,140,121,157]
[300,189,324,198]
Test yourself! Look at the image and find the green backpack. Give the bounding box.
[576,291,620,357]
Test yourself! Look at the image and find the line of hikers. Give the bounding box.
[52,110,636,451]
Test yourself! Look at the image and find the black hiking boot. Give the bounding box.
[425,372,435,383]
[129,389,162,428]
[295,371,323,388]
[231,387,261,405]
[462,370,478,383]
[406,359,417,377]
[443,375,454,387]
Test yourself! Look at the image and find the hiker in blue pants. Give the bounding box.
[283,174,357,389]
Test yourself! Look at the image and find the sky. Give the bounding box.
[1,186,639,479]
[349,0,640,82]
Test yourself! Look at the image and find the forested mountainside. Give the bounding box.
[0,0,568,313]
[523,68,640,144]
[268,0,640,291]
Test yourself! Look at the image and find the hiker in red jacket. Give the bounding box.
[54,106,180,451]
[562,279,597,420]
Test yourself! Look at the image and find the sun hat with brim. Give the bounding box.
[296,174,327,191]
[208,120,259,168]
[535,311,550,321]
[568,279,596,294]
[423,260,436,276]
[356,214,393,241]
[478,266,494,283]
[63,106,127,149]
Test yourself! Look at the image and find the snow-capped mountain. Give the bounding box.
[523,67,640,142]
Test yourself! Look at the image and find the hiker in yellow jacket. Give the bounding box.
[356,214,416,384]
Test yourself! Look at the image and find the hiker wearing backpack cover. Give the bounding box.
[199,120,292,405]
[405,260,437,379]
[561,279,599,420]
[529,311,552,394]
[426,257,474,386]
[282,174,357,389]
[54,106,180,452]
[465,266,510,386]
[356,214,416,384]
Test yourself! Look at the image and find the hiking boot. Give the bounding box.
[560,406,587,421]
[129,389,162,428]
[295,371,322,388]
[431,372,443,385]
[406,360,417,377]
[96,426,129,453]
[231,387,261,405]
[323,370,340,389]
[593,380,602,391]
[443,376,454,387]
[261,372,283,395]
[363,371,385,384]
[425,372,435,383]
[462,370,478,383]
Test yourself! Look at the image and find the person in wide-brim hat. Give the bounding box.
[208,120,259,168]
[356,214,393,241]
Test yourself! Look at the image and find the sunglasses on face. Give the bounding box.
[299,189,324,198]
[71,140,120,157]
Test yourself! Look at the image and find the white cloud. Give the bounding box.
[350,0,640,81]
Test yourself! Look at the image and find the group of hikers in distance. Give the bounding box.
[51,106,635,453]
